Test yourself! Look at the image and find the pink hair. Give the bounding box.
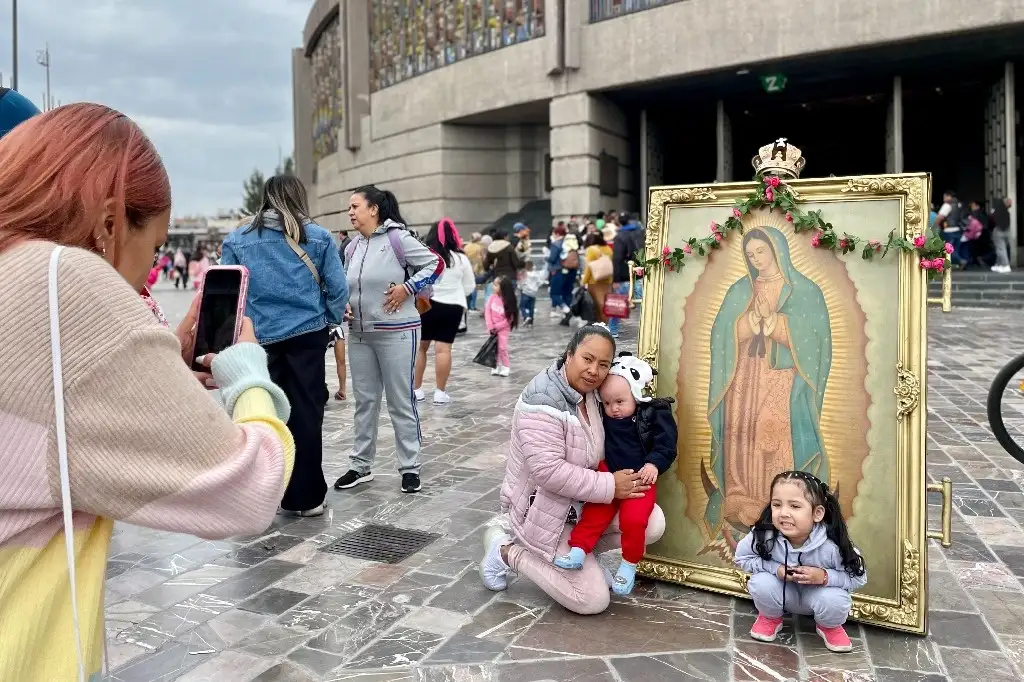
[437,217,463,249]
[0,103,171,264]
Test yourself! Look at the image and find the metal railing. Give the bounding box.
[370,1,546,92]
[590,0,685,23]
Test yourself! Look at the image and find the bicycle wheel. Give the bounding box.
[986,352,1024,464]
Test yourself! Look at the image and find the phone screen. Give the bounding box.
[191,268,243,371]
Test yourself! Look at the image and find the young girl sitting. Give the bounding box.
[554,353,677,595]
[734,470,867,653]
[484,275,518,377]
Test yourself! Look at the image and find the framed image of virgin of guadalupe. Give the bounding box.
[634,140,955,635]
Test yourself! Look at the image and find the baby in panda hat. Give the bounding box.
[554,352,678,595]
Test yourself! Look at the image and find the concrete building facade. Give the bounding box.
[293,0,1024,261]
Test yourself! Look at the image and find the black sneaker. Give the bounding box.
[401,473,422,493]
[334,470,373,490]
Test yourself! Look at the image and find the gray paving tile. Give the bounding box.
[110,294,1024,680]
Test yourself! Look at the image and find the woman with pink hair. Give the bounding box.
[414,218,476,405]
[0,103,294,680]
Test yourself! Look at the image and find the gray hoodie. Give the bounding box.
[344,219,443,333]
[734,523,868,592]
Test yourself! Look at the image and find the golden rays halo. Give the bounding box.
[671,208,871,550]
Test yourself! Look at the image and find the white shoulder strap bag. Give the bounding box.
[48,246,107,682]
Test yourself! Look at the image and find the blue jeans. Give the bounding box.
[549,270,565,307]
[520,294,536,321]
[561,269,578,308]
[943,231,963,265]
[608,281,643,336]
[467,289,478,310]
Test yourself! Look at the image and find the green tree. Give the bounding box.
[242,167,265,214]
[276,155,295,176]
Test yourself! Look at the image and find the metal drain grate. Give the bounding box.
[319,524,440,564]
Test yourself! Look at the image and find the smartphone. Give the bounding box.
[190,266,249,372]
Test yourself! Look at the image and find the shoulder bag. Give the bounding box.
[48,246,107,681]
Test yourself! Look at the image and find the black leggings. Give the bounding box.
[265,327,330,511]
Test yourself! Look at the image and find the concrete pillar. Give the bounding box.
[716,100,733,182]
[641,109,649,220]
[545,0,564,75]
[1006,61,1018,266]
[343,0,368,150]
[291,48,315,190]
[888,76,904,174]
[549,93,633,221]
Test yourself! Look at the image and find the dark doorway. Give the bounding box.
[728,91,888,180]
[902,69,991,211]
[648,105,718,185]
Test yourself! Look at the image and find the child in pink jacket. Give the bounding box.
[484,275,519,377]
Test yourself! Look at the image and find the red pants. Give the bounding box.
[568,461,657,564]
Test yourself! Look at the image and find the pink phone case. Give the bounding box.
[187,265,250,362]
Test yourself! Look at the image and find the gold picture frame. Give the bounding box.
[635,174,951,635]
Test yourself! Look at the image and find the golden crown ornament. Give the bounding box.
[751,138,807,180]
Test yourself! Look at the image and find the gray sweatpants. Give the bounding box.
[348,330,422,475]
[993,228,1011,268]
[747,572,851,628]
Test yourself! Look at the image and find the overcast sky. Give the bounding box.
[0,0,308,217]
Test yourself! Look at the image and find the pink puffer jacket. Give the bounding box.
[499,362,616,560]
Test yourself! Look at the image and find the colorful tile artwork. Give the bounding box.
[369,0,545,91]
[311,14,342,163]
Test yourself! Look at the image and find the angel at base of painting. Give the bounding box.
[699,226,833,559]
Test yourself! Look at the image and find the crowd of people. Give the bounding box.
[932,189,1014,272]
[0,97,986,679]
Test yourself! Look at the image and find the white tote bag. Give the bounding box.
[48,246,107,682]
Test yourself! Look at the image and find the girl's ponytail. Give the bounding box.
[820,484,865,577]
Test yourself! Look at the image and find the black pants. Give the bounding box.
[174,266,188,288]
[265,327,330,511]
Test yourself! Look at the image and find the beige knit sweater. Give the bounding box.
[0,241,295,680]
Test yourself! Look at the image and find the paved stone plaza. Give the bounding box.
[103,285,1024,681]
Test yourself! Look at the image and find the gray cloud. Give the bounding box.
[0,0,309,215]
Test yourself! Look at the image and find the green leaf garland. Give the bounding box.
[635,177,951,280]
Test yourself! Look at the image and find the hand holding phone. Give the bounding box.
[187,266,249,372]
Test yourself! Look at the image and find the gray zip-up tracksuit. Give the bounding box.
[344,220,443,475]
[734,524,867,627]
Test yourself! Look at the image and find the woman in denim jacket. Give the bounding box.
[221,175,348,516]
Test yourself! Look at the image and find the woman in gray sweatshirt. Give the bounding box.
[334,185,444,494]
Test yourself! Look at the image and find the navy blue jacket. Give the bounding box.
[602,397,678,474]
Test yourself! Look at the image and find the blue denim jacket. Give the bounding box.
[221,212,348,345]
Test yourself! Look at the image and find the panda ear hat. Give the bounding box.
[608,353,655,402]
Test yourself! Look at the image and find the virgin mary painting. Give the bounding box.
[700,226,832,554]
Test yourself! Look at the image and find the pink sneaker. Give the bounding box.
[816,623,853,652]
[749,614,784,642]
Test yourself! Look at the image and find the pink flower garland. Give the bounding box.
[643,175,949,277]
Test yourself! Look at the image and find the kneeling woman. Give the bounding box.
[480,324,666,614]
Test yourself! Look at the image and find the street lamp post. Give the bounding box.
[11,0,18,91]
[36,44,50,111]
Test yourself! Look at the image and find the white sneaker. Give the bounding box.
[491,366,501,376]
[549,310,562,319]
[414,388,425,402]
[432,390,451,405]
[560,304,571,314]
[498,366,510,377]
[480,526,512,591]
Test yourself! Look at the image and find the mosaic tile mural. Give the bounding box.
[311,14,343,163]
[370,0,545,91]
